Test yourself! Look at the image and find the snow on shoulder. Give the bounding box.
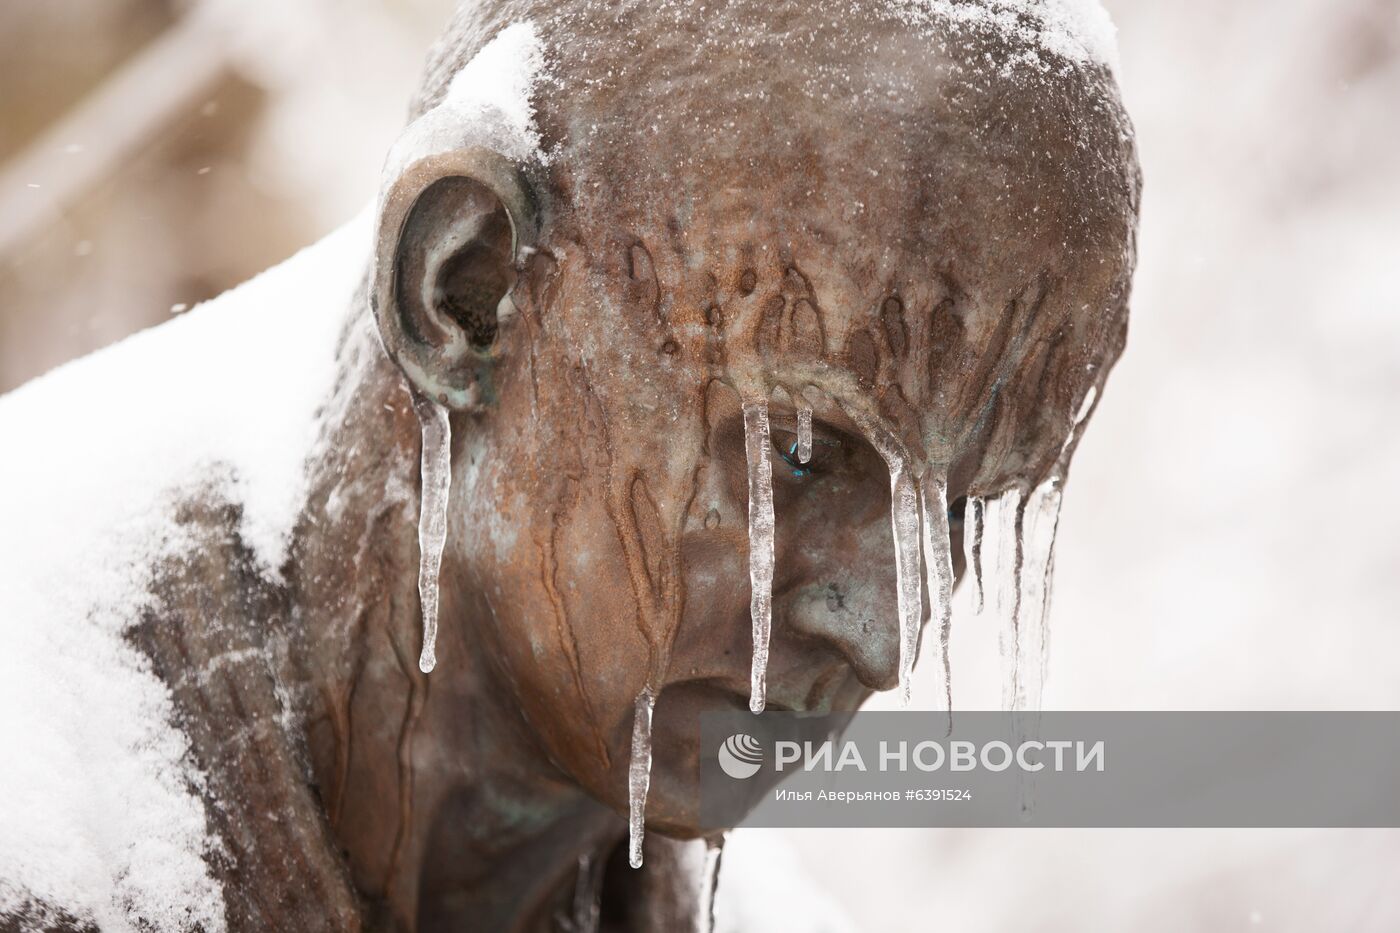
[0,214,369,931]
[0,22,544,926]
[889,0,1120,73]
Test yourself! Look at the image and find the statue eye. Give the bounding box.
[948,494,967,530]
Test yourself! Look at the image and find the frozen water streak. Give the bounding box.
[888,462,923,706]
[796,405,813,464]
[698,835,725,933]
[963,496,986,615]
[849,416,924,706]
[919,472,956,714]
[413,395,452,674]
[1013,478,1063,715]
[627,688,656,868]
[741,399,776,713]
[985,480,1063,714]
[984,488,1023,709]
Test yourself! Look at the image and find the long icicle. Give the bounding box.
[741,398,776,713]
[627,687,656,868]
[985,487,1025,710]
[1013,476,1064,716]
[888,459,923,706]
[569,853,602,933]
[919,470,956,719]
[985,480,1065,816]
[697,834,726,933]
[846,412,925,707]
[412,394,452,674]
[964,496,986,615]
[796,404,813,464]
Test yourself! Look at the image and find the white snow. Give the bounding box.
[444,21,547,161]
[890,0,1120,72]
[384,21,548,174]
[0,213,369,930]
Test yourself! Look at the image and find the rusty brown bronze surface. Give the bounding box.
[128,1,1139,929]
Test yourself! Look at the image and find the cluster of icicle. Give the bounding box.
[967,480,1066,815]
[408,384,1085,875]
[734,388,964,715]
[613,388,1078,869]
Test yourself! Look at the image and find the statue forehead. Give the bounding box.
[417,0,1135,293]
[410,0,1138,485]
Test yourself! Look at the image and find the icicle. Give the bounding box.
[1075,385,1098,426]
[627,687,656,868]
[412,394,451,674]
[845,411,924,707]
[983,488,1025,710]
[919,471,956,716]
[796,404,813,464]
[963,496,986,616]
[887,460,923,706]
[741,398,776,713]
[984,479,1063,713]
[697,835,726,933]
[984,478,1064,815]
[1011,477,1064,716]
[568,853,601,933]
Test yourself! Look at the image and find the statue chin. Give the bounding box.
[607,680,848,840]
[626,682,761,840]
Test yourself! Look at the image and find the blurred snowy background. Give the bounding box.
[3,0,1398,929]
[0,0,445,389]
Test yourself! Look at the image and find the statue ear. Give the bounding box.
[372,148,537,410]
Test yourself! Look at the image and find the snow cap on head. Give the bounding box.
[888,0,1120,72]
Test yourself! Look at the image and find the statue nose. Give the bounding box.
[781,576,902,693]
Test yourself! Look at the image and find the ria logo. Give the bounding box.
[718,733,764,779]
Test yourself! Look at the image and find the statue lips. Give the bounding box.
[615,679,792,834]
[655,678,798,719]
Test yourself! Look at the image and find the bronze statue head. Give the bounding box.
[294,0,1138,923]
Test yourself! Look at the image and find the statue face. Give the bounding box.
[448,297,964,832]
[374,3,1139,834]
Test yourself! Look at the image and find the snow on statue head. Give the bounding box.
[0,1,1137,929]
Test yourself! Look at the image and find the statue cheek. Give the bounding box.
[472,485,650,788]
